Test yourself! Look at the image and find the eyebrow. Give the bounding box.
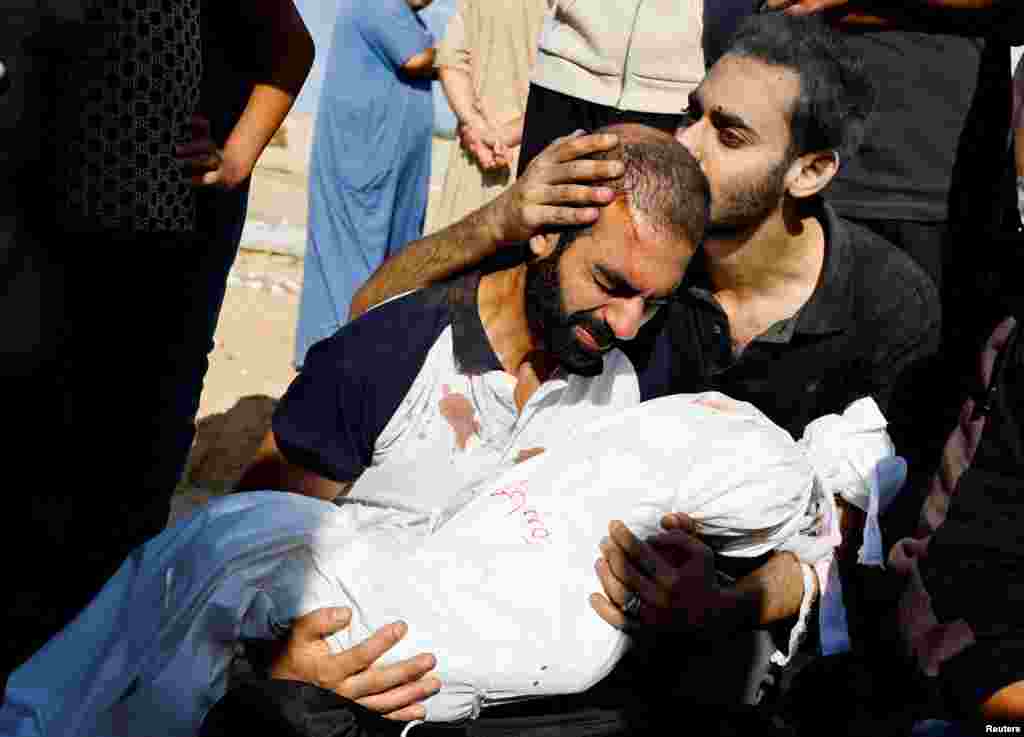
[595,264,640,295]
[686,90,757,138]
[595,264,678,301]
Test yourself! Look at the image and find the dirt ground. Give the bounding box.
[173,114,456,521]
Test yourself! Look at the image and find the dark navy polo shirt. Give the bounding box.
[273,272,675,491]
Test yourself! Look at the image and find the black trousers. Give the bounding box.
[1,223,72,686]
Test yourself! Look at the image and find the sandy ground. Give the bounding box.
[174,113,456,520]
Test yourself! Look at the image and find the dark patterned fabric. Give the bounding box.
[62,0,201,232]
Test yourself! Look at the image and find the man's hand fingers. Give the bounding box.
[594,556,633,610]
[354,673,442,717]
[599,535,669,608]
[175,138,217,158]
[190,113,212,138]
[381,704,428,722]
[660,512,698,534]
[889,536,930,574]
[290,607,353,644]
[179,155,222,176]
[542,132,620,165]
[540,159,623,186]
[647,528,715,579]
[521,204,602,230]
[589,591,628,630]
[607,521,676,588]
[534,182,617,207]
[331,620,408,677]
[476,145,496,169]
[339,652,437,700]
[647,527,706,555]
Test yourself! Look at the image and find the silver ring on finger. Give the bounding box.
[622,591,642,619]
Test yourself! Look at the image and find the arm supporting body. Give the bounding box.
[236,430,352,501]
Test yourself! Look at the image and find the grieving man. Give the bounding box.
[348,10,940,714]
[239,124,708,505]
[3,128,816,737]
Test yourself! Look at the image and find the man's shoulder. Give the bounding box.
[272,283,457,483]
[304,282,454,376]
[833,215,940,320]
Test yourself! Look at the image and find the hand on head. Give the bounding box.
[489,130,623,244]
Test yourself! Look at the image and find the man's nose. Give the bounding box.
[675,121,701,162]
[605,297,647,341]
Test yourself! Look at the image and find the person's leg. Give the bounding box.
[120,182,248,513]
[192,180,252,369]
[59,199,248,670]
[0,224,71,680]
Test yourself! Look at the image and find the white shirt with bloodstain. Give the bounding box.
[347,325,647,514]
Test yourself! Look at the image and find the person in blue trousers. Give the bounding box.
[294,0,436,369]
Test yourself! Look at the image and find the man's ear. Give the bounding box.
[529,233,559,259]
[785,150,839,200]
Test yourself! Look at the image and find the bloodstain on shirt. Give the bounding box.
[439,384,481,450]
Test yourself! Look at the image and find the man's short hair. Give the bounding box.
[563,124,709,251]
[727,12,875,159]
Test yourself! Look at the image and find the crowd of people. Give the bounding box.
[2,1,1023,736]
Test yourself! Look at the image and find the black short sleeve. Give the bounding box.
[272,285,452,483]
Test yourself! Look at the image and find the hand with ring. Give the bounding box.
[621,591,643,619]
[591,514,729,633]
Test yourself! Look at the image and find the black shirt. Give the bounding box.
[824,30,992,226]
[201,2,257,148]
[661,200,940,451]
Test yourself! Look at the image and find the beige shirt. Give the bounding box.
[436,0,547,136]
[431,0,548,230]
[532,0,704,114]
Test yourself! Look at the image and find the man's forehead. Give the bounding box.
[587,203,688,292]
[696,54,800,128]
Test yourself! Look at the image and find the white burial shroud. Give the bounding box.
[5,393,841,736]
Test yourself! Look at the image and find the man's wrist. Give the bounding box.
[480,189,514,245]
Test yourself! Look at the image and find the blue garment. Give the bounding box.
[420,0,458,137]
[295,0,433,368]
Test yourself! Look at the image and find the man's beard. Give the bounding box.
[705,154,791,239]
[524,243,617,377]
